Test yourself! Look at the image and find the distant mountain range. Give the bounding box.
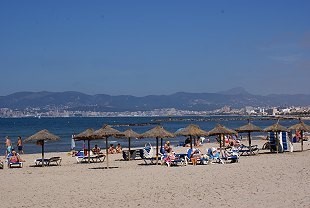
[0,88,309,112]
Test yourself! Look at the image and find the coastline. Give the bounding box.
[1,140,309,208]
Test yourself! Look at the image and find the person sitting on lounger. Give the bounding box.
[108,144,116,154]
[92,144,101,155]
[116,143,122,153]
[9,150,25,163]
[190,148,202,165]
[163,148,176,164]
[207,147,220,163]
[164,141,171,153]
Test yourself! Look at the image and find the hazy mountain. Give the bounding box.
[0,89,309,111]
[217,87,251,95]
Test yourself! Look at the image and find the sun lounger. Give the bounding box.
[6,153,23,168]
[75,150,105,163]
[237,144,259,156]
[139,143,158,165]
[122,150,137,160]
[162,153,187,167]
[221,149,239,163]
[35,157,62,166]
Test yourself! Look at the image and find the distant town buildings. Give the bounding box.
[0,105,309,118]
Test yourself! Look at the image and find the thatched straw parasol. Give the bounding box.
[264,121,288,153]
[288,119,310,151]
[175,124,208,148]
[120,129,141,160]
[24,129,60,167]
[208,124,237,153]
[141,126,174,165]
[93,124,124,168]
[73,128,96,163]
[236,120,263,155]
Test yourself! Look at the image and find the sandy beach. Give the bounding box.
[0,140,309,208]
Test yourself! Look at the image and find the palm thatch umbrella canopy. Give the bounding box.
[288,119,310,151]
[208,124,237,152]
[120,129,141,160]
[264,122,288,132]
[264,121,288,153]
[141,126,174,165]
[175,124,208,148]
[24,129,60,167]
[74,128,96,141]
[73,128,96,163]
[236,120,263,155]
[93,124,124,168]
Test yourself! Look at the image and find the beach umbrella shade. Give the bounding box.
[288,119,310,151]
[120,129,141,160]
[24,129,60,167]
[208,124,237,153]
[93,124,124,168]
[175,124,208,148]
[264,121,288,153]
[74,128,96,163]
[141,126,175,165]
[235,120,263,155]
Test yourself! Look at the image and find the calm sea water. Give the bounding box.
[0,116,307,154]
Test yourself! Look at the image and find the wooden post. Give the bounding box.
[248,132,252,155]
[301,131,304,151]
[106,137,109,168]
[276,132,279,153]
[41,141,44,167]
[128,137,131,161]
[156,137,159,165]
[219,134,223,157]
[88,140,90,163]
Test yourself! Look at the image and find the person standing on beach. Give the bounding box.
[5,136,13,157]
[17,136,24,154]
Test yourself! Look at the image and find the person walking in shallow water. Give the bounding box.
[17,136,24,154]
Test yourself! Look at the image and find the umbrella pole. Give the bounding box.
[219,134,223,156]
[88,140,90,163]
[160,138,163,153]
[156,137,159,165]
[128,138,131,161]
[106,137,109,168]
[248,132,252,155]
[190,135,193,149]
[42,141,44,167]
[276,132,279,153]
[301,131,304,151]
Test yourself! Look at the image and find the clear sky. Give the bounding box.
[0,0,309,96]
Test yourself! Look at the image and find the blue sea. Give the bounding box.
[0,116,308,154]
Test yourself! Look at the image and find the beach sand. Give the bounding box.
[0,140,309,208]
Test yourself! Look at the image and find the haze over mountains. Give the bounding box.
[0,88,309,112]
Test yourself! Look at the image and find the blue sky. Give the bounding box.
[0,0,309,96]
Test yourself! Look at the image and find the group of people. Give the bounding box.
[1,136,25,168]
[161,140,223,165]
[92,143,122,155]
[4,136,24,157]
